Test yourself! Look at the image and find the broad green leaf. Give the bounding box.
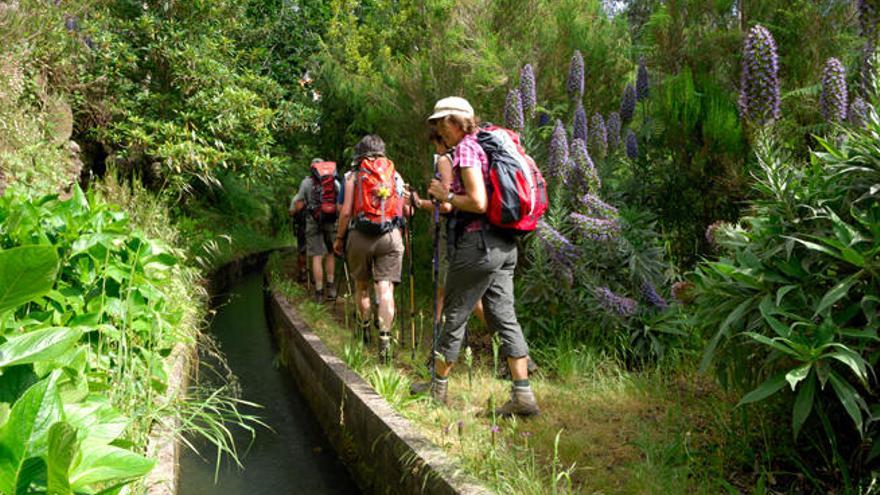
[786,364,811,391]
[828,371,865,434]
[738,371,788,406]
[47,422,78,495]
[792,373,816,439]
[64,397,129,446]
[69,444,154,490]
[700,297,756,373]
[0,246,60,315]
[759,296,790,337]
[0,365,38,404]
[826,347,869,382]
[0,327,83,369]
[814,276,857,317]
[0,373,63,495]
[743,332,798,357]
[776,285,798,306]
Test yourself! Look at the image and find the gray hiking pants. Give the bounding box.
[438,229,529,363]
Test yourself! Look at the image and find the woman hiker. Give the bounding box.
[408,127,486,325]
[333,135,409,360]
[411,97,539,418]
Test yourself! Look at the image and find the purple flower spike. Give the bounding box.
[549,120,569,180]
[504,88,525,132]
[570,138,600,194]
[570,213,620,242]
[579,193,618,218]
[625,129,638,160]
[573,103,588,143]
[636,58,650,101]
[520,64,537,118]
[620,84,637,124]
[739,25,781,125]
[536,221,577,283]
[594,287,638,318]
[589,113,607,160]
[849,96,869,128]
[606,112,621,150]
[640,281,668,309]
[820,58,848,123]
[567,50,585,99]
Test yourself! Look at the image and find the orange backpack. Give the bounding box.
[353,156,402,235]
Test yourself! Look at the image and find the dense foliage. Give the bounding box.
[0,186,190,492]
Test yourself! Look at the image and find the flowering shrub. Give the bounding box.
[620,83,637,124]
[520,64,537,118]
[573,103,588,143]
[636,58,650,101]
[504,88,525,131]
[589,113,607,160]
[820,58,848,122]
[567,50,585,99]
[625,129,638,159]
[549,120,570,180]
[738,25,781,125]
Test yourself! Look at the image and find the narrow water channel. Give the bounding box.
[179,272,360,495]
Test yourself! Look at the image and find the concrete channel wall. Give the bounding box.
[265,288,492,495]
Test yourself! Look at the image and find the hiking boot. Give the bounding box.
[410,378,448,405]
[493,386,540,418]
[359,321,371,345]
[325,281,337,302]
[314,289,324,303]
[297,255,307,283]
[378,332,391,363]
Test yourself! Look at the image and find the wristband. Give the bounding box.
[446,191,455,203]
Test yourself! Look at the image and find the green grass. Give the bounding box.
[266,252,747,494]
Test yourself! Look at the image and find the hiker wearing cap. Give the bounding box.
[333,135,409,360]
[413,97,540,417]
[408,128,486,324]
[292,158,341,302]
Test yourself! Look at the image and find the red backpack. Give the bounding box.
[353,156,402,235]
[476,124,548,234]
[309,161,340,223]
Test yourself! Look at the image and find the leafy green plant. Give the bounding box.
[367,366,416,409]
[691,121,880,489]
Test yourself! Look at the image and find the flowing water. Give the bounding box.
[179,272,360,495]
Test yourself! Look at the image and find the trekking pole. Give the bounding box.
[342,256,356,343]
[407,192,417,362]
[430,187,441,381]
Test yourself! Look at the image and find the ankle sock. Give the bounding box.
[434,376,448,384]
[513,379,530,389]
[315,283,324,291]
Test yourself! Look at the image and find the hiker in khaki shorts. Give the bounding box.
[334,135,410,360]
[291,158,341,302]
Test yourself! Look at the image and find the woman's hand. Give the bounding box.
[428,178,449,202]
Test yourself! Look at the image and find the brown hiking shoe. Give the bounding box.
[494,386,540,418]
[410,379,448,405]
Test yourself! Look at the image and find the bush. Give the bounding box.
[691,119,880,489]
